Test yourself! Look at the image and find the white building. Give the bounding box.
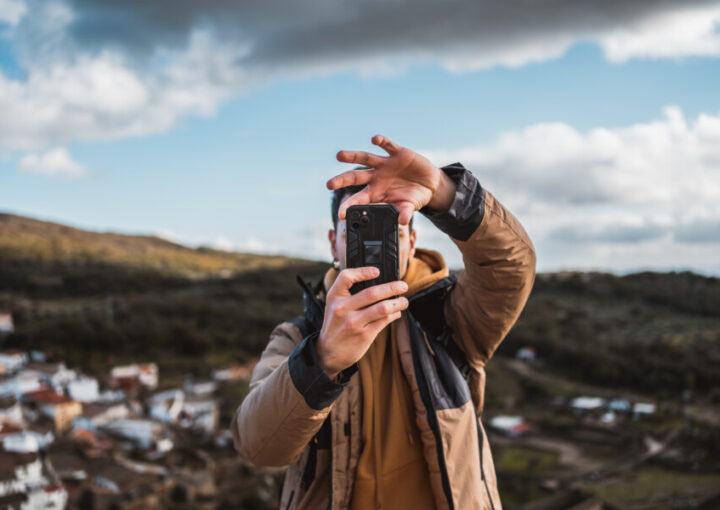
[0,450,68,509]
[516,347,536,363]
[212,361,256,382]
[184,378,217,397]
[180,397,219,436]
[0,397,23,425]
[2,430,54,453]
[149,390,218,436]
[0,352,26,373]
[101,419,171,452]
[149,390,184,424]
[633,402,657,417]
[608,399,631,412]
[24,363,77,391]
[571,396,605,411]
[67,377,100,403]
[0,371,44,398]
[488,415,532,437]
[73,403,129,432]
[96,389,126,404]
[110,363,158,390]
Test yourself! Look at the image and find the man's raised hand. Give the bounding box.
[328,135,455,226]
[315,266,409,379]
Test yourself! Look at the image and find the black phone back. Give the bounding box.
[346,204,399,295]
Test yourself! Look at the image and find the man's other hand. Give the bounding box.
[329,135,456,225]
[316,266,409,379]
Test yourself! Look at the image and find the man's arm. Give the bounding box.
[233,267,408,466]
[421,163,536,369]
[330,136,535,370]
[231,321,352,466]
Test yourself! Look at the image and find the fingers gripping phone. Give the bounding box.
[346,204,399,295]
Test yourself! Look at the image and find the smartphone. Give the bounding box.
[346,204,399,295]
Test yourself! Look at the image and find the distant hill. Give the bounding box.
[0,212,328,374]
[496,271,720,398]
[1,212,719,398]
[0,212,318,296]
[0,212,306,277]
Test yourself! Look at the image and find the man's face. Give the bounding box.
[329,195,417,279]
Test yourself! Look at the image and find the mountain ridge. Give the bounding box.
[0,211,309,279]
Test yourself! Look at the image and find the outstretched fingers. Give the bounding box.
[326,169,374,190]
[336,150,385,168]
[372,134,401,155]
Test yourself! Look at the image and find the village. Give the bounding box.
[0,308,718,509]
[0,335,271,510]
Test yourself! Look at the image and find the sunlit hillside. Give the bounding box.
[0,212,302,280]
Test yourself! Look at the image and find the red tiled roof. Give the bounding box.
[24,388,73,404]
[0,420,22,435]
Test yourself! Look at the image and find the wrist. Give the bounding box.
[319,361,340,381]
[316,336,340,380]
[426,170,456,212]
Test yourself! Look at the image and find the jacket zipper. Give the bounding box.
[408,316,455,510]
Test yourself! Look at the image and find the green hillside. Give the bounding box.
[1,212,719,399]
[0,212,303,285]
[0,212,328,373]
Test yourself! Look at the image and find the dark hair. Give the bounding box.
[331,185,414,231]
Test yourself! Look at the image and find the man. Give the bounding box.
[232,135,536,510]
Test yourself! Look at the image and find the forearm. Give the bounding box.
[420,164,536,367]
[232,333,356,465]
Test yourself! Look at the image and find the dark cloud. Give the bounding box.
[674,221,720,243]
[549,223,667,243]
[549,220,720,245]
[65,0,716,68]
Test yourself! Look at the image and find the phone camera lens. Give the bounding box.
[351,222,360,229]
[361,216,369,224]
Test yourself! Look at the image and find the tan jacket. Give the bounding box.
[232,164,536,510]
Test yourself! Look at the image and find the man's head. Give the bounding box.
[328,185,417,279]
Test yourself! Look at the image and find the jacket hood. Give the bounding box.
[322,247,449,298]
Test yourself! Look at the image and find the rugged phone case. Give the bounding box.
[346,204,399,295]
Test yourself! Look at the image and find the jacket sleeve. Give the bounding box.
[419,163,536,369]
[231,321,357,466]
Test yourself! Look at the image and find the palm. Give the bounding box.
[329,135,441,225]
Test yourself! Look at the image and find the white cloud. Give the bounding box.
[599,5,720,62]
[19,146,85,177]
[423,106,720,273]
[209,236,235,252]
[0,30,250,149]
[2,0,720,153]
[147,105,720,274]
[425,106,720,210]
[0,0,26,26]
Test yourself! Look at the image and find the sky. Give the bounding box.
[1,0,720,274]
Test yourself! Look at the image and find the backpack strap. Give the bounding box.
[296,275,326,332]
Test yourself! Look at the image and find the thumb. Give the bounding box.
[398,203,414,226]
